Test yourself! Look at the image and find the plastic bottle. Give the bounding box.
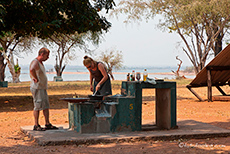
[143,69,148,81]
[132,70,135,81]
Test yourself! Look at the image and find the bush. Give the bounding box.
[14,64,21,73]
[183,66,194,73]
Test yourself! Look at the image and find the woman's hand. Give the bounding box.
[90,85,93,92]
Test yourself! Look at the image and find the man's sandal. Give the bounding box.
[33,125,46,131]
[45,123,58,130]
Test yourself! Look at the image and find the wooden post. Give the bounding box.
[215,85,227,96]
[207,70,212,101]
[156,88,171,129]
[186,86,204,101]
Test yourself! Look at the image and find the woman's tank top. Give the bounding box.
[90,62,105,82]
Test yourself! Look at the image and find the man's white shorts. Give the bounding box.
[30,88,49,110]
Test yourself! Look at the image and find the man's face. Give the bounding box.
[42,51,50,61]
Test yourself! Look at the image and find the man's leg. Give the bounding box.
[33,110,40,126]
[42,90,58,129]
[33,110,45,131]
[43,109,58,129]
[43,109,50,125]
[31,88,46,131]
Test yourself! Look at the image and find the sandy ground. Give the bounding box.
[1,80,230,154]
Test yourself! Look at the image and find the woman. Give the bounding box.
[83,56,112,96]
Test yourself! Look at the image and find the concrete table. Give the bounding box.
[121,80,177,129]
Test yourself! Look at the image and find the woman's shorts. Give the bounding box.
[30,88,49,111]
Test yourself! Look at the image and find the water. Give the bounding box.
[4,65,195,82]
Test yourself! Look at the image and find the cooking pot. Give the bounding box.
[60,98,89,103]
[88,95,104,100]
[60,93,104,103]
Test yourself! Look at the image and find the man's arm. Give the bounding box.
[29,60,39,83]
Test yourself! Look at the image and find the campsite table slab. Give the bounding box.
[121,81,177,129]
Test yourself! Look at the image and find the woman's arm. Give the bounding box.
[89,72,93,92]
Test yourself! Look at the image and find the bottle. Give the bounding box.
[131,70,135,81]
[130,74,133,81]
[127,73,130,81]
[143,69,148,81]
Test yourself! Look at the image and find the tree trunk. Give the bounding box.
[59,68,63,76]
[55,65,61,76]
[55,65,65,77]
[6,58,17,83]
[59,65,66,77]
[0,54,6,82]
[12,71,20,83]
[58,69,61,76]
[194,66,199,75]
[1,50,20,83]
[214,33,222,56]
[55,55,63,77]
[55,58,66,77]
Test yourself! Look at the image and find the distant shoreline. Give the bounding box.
[5,71,195,82]
[46,71,195,76]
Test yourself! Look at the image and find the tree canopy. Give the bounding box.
[0,0,116,82]
[114,0,230,74]
[0,0,116,38]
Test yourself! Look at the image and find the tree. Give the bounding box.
[114,0,230,74]
[171,56,186,80]
[0,32,34,82]
[0,0,116,81]
[97,49,123,80]
[0,4,5,26]
[1,0,115,37]
[44,31,100,77]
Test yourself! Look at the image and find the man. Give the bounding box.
[29,47,58,131]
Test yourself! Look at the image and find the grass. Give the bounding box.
[166,79,192,85]
[7,81,90,87]
[6,79,191,87]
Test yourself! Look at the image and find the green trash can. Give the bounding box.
[0,81,8,87]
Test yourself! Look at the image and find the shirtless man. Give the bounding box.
[29,47,58,131]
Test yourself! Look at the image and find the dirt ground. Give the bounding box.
[1,80,230,154]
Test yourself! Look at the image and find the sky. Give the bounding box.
[18,3,193,68]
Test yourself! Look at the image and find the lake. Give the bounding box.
[4,65,195,82]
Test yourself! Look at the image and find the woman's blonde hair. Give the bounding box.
[83,56,95,66]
